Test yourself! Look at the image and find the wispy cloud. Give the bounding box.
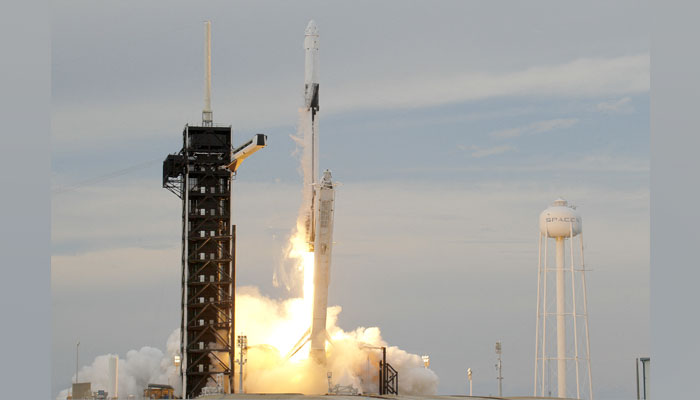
[52,54,649,151]
[489,118,579,138]
[328,53,649,112]
[396,152,649,174]
[530,118,579,133]
[488,127,523,139]
[596,96,634,114]
[459,144,517,158]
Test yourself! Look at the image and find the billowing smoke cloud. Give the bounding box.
[57,288,438,398]
[235,286,439,395]
[56,330,181,399]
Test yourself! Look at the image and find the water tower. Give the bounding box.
[534,198,593,399]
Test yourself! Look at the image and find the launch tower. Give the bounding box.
[162,22,235,398]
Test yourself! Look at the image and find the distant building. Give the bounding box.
[143,384,175,399]
[71,383,92,400]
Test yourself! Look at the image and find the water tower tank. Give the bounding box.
[539,198,582,238]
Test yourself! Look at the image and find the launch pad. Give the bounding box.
[196,394,579,400]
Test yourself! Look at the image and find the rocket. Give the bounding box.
[304,19,333,364]
[303,20,320,250]
[289,20,336,366]
[310,169,335,364]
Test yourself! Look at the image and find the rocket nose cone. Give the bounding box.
[305,20,319,35]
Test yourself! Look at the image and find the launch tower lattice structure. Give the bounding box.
[163,124,236,398]
[534,199,593,400]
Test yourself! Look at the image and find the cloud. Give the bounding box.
[51,246,180,290]
[596,96,634,113]
[396,152,649,174]
[488,127,523,139]
[459,144,517,158]
[327,54,649,113]
[530,118,579,133]
[51,54,648,151]
[489,118,579,138]
[51,178,181,253]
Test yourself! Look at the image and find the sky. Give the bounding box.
[51,1,649,399]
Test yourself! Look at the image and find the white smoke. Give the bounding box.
[56,330,181,399]
[235,286,438,395]
[274,108,316,293]
[57,289,438,398]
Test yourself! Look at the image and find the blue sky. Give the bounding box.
[51,2,649,399]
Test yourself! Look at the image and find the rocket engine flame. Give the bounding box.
[286,226,315,313]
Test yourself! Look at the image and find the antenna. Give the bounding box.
[202,21,213,126]
[236,335,248,393]
[495,341,503,397]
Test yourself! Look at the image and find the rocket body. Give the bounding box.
[302,20,320,250]
[303,21,334,364]
[304,20,320,111]
[310,170,335,363]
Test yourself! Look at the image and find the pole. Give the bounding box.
[231,225,237,393]
[498,354,503,397]
[579,232,594,399]
[468,368,472,396]
[569,223,581,400]
[202,21,212,125]
[380,347,387,395]
[366,356,369,390]
[75,340,80,384]
[383,347,387,394]
[641,360,647,400]
[556,236,567,398]
[636,358,640,400]
[541,235,548,396]
[495,341,503,397]
[534,233,542,395]
[237,335,247,394]
[239,342,243,394]
[379,360,383,395]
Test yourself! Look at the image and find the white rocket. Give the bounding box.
[304,20,335,365]
[303,19,320,250]
[310,170,335,363]
[288,21,336,366]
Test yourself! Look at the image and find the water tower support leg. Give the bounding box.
[556,236,567,397]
